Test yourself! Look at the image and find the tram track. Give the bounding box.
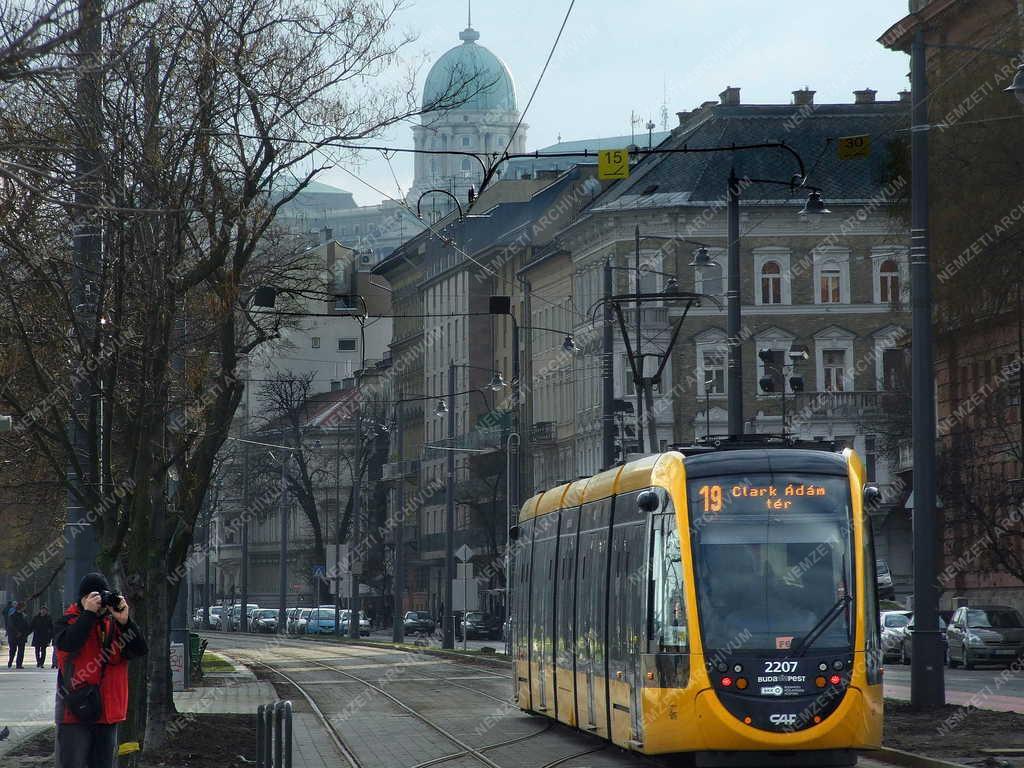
[228,637,612,768]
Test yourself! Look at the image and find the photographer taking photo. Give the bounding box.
[54,572,148,768]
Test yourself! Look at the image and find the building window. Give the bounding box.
[461,158,471,171]
[462,136,471,146]
[865,435,877,482]
[701,350,727,395]
[338,338,357,352]
[820,264,842,304]
[330,380,341,391]
[882,348,910,391]
[311,337,321,349]
[823,350,847,391]
[760,261,782,304]
[812,247,850,305]
[879,259,900,304]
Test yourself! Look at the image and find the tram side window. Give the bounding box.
[863,512,880,651]
[650,510,687,653]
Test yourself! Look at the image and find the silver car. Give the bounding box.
[947,605,1024,669]
[880,610,911,662]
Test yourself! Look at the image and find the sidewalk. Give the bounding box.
[176,653,343,768]
[0,660,58,759]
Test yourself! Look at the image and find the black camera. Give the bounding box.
[100,590,123,609]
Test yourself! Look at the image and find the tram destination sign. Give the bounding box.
[695,481,831,513]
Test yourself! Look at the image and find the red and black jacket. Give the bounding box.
[54,602,148,725]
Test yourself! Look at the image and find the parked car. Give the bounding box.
[403,611,436,635]
[897,615,948,664]
[285,608,302,634]
[876,560,895,601]
[880,610,912,662]
[458,611,502,640]
[305,608,338,635]
[250,609,280,633]
[208,606,223,630]
[947,605,1024,669]
[293,608,313,635]
[228,603,259,631]
[338,610,371,636]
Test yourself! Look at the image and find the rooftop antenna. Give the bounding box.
[661,76,670,131]
[468,0,471,27]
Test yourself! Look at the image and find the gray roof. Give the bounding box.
[592,102,909,212]
[502,131,672,180]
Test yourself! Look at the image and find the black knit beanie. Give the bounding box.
[78,572,110,599]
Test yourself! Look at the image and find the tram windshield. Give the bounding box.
[689,473,854,654]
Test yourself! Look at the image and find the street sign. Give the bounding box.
[312,564,326,577]
[455,544,474,562]
[598,149,630,180]
[837,135,871,160]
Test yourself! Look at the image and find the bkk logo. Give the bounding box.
[760,685,783,696]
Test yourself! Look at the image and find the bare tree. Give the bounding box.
[0,0,481,752]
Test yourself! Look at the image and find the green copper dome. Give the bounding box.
[422,27,517,113]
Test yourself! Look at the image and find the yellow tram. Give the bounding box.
[511,444,883,766]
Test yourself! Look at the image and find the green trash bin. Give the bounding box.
[189,632,204,678]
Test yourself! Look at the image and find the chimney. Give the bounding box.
[719,86,741,106]
[898,89,912,103]
[854,88,877,104]
[322,226,333,243]
[792,87,815,106]
[676,111,689,126]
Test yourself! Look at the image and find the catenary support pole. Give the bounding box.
[909,28,945,709]
[726,170,744,437]
[634,226,645,451]
[602,259,616,468]
[349,399,361,639]
[443,361,456,649]
[277,456,288,634]
[392,393,405,643]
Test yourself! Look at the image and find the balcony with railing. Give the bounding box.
[788,390,909,420]
[382,458,421,481]
[530,421,557,445]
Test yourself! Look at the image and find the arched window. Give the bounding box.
[461,158,471,171]
[760,260,782,304]
[879,259,899,303]
[820,262,841,303]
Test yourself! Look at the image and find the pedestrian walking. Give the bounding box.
[30,606,54,668]
[6,603,28,668]
[54,572,148,768]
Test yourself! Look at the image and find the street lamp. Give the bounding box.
[486,372,508,391]
[434,398,448,416]
[1006,64,1024,105]
[799,190,831,216]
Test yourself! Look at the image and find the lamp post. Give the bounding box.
[226,436,297,634]
[444,361,456,649]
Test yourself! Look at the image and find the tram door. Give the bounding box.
[554,506,580,726]
[530,513,559,712]
[608,492,648,748]
[575,498,611,738]
[514,518,535,707]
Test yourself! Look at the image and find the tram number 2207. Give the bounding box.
[764,661,798,674]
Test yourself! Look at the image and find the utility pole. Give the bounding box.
[277,454,289,634]
[601,259,615,468]
[726,170,744,437]
[64,0,102,605]
[349,399,361,639]
[909,28,944,709]
[443,361,456,649]
[633,226,645,451]
[240,385,249,632]
[392,393,406,643]
[334,405,342,636]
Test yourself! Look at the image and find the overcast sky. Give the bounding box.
[322,0,911,206]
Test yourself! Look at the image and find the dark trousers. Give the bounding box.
[56,723,118,768]
[34,644,47,667]
[7,640,25,667]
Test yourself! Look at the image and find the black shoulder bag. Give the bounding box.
[60,619,112,724]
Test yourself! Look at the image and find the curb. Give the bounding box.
[0,724,51,761]
[311,635,514,671]
[866,746,968,768]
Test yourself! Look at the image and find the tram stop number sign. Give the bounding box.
[837,135,871,160]
[598,149,630,180]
